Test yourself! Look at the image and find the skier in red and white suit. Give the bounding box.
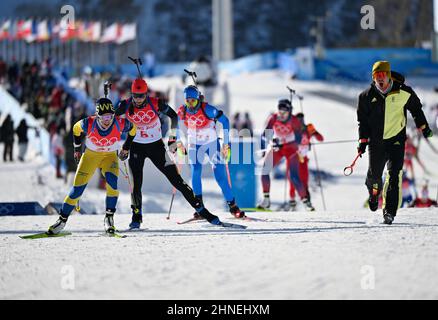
[288,113,324,210]
[258,99,315,211]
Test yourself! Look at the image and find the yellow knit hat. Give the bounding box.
[372,61,391,78]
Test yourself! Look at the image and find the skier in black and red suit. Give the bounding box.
[115,78,221,229]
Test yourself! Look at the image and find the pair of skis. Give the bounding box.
[20,231,127,240]
[20,219,247,239]
[176,216,248,229]
[176,214,272,226]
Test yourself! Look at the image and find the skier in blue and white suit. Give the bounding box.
[176,85,245,219]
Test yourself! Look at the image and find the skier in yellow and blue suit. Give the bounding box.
[47,97,136,235]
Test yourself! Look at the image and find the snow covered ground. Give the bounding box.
[1,209,438,300]
[1,70,437,300]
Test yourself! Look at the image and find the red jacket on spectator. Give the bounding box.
[50,86,63,110]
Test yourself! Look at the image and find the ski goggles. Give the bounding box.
[98,114,114,122]
[185,98,199,108]
[278,109,290,117]
[278,103,291,112]
[133,93,146,99]
[373,71,388,80]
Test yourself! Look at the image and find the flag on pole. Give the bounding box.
[100,23,120,43]
[78,21,92,42]
[16,19,32,40]
[52,20,60,38]
[59,20,77,41]
[25,19,38,43]
[91,22,101,42]
[116,23,136,44]
[15,20,24,39]
[0,20,11,40]
[37,20,50,41]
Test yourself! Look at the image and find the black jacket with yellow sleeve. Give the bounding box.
[357,73,428,145]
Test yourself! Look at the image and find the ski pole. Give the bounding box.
[343,153,362,176]
[286,86,295,105]
[103,81,112,98]
[424,137,438,154]
[120,161,133,194]
[283,162,289,207]
[312,144,326,211]
[311,139,357,146]
[167,160,183,220]
[184,69,198,86]
[225,162,232,188]
[297,95,304,113]
[167,178,178,220]
[128,56,143,78]
[259,140,357,155]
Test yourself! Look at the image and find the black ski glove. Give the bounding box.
[272,138,281,152]
[357,139,368,157]
[118,148,129,161]
[168,136,178,154]
[74,146,82,164]
[422,126,433,139]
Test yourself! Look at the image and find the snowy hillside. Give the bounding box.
[1,70,437,299]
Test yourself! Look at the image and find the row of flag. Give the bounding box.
[0,19,136,44]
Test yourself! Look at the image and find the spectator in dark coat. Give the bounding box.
[16,119,29,161]
[1,115,14,162]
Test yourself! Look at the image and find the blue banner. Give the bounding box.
[313,48,438,82]
[228,140,257,209]
[0,202,47,216]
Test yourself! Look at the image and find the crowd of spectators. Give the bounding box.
[0,57,88,179]
[0,56,168,184]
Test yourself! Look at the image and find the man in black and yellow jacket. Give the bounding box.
[357,61,433,225]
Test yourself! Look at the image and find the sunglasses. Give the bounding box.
[133,93,146,99]
[373,71,388,80]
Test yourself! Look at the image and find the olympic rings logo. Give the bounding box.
[89,136,119,147]
[130,110,157,125]
[274,124,292,136]
[0,204,15,215]
[187,115,206,128]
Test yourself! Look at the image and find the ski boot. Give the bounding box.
[193,212,205,220]
[192,195,206,220]
[383,210,395,225]
[257,194,271,210]
[198,207,221,225]
[278,201,290,211]
[227,199,246,219]
[210,217,222,226]
[289,200,297,212]
[368,185,380,212]
[303,197,315,212]
[47,215,68,235]
[104,209,116,234]
[129,205,142,229]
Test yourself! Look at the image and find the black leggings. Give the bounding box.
[128,140,201,212]
[366,140,405,216]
